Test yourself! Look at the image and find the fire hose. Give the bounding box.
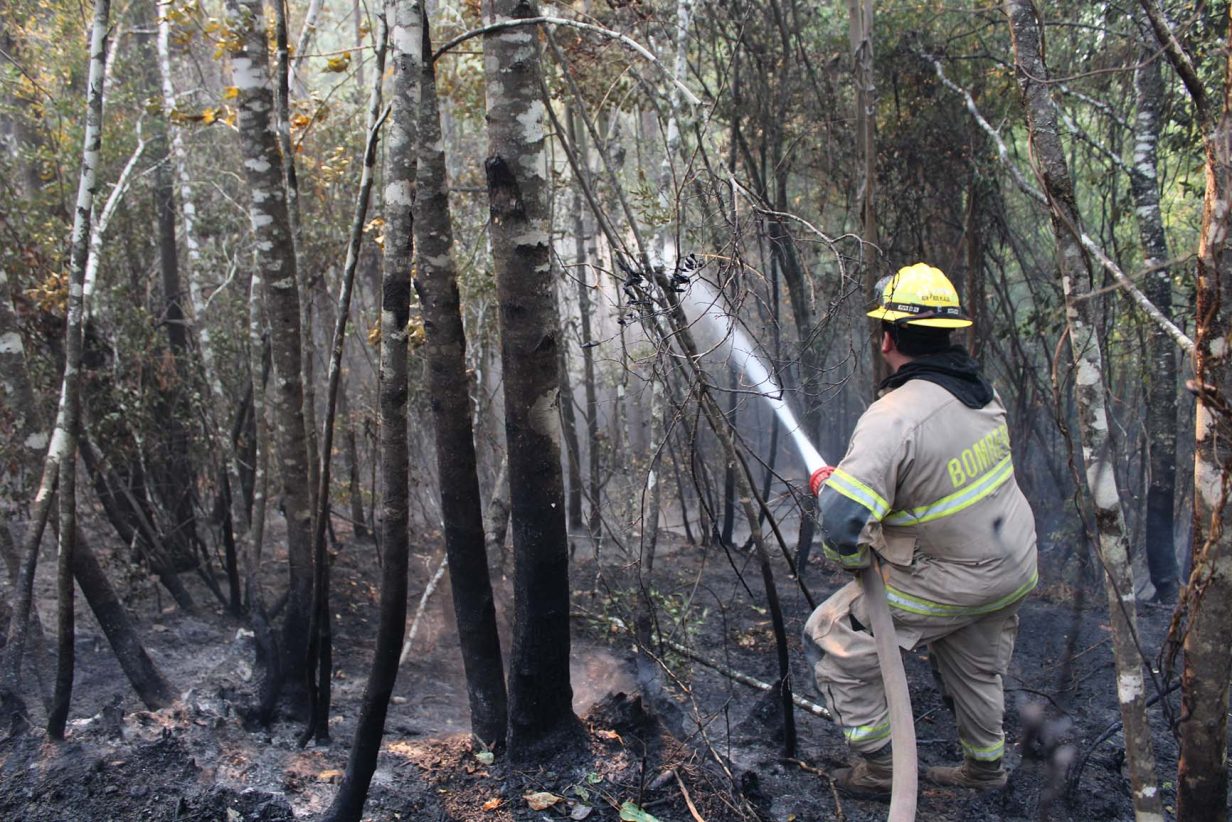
[809,467,918,822]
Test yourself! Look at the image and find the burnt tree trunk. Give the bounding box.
[71,531,175,710]
[47,0,112,740]
[1131,16,1179,603]
[413,6,508,749]
[321,7,416,819]
[484,0,583,760]
[224,0,315,687]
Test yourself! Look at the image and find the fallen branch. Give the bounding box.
[673,769,707,822]
[1066,680,1181,792]
[398,554,448,666]
[660,636,832,720]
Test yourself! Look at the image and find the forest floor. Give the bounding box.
[0,517,1213,822]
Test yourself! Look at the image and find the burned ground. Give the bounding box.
[0,522,1210,821]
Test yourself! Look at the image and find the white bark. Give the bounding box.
[82,137,145,314]
[1006,2,1162,817]
[928,53,1194,356]
[157,10,222,398]
[291,0,326,95]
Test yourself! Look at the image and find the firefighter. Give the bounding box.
[803,262,1038,794]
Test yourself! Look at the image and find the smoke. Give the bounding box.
[678,277,828,474]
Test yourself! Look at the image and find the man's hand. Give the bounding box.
[823,541,871,572]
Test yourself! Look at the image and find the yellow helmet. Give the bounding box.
[866,262,972,329]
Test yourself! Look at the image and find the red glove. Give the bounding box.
[809,466,835,497]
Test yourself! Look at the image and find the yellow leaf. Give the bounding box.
[201,107,217,125]
[524,792,563,811]
[317,770,343,783]
[223,86,239,100]
[324,52,351,73]
[290,113,312,130]
[407,315,426,348]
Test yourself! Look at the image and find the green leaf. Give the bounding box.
[618,801,660,822]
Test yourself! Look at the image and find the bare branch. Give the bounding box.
[1137,0,1209,124]
[432,16,701,108]
[1076,232,1195,354]
[927,52,1194,357]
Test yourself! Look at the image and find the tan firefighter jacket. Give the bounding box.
[817,379,1038,647]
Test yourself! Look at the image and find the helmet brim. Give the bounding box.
[867,306,973,328]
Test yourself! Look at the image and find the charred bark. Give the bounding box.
[1130,17,1179,603]
[483,0,583,760]
[321,7,415,818]
[71,531,175,710]
[1139,1,1232,816]
[47,0,112,740]
[224,0,315,687]
[413,7,508,749]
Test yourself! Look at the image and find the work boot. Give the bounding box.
[832,747,893,796]
[925,757,1007,790]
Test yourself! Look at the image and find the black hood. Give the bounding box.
[879,346,994,409]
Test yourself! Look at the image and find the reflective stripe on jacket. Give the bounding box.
[818,379,1038,619]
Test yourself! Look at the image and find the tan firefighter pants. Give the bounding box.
[802,580,1021,762]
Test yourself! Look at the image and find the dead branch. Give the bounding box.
[661,636,832,721]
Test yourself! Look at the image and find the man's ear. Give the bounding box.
[881,330,894,355]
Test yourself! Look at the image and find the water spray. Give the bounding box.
[681,275,919,821]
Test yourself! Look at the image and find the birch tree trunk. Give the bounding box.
[567,110,602,540]
[1130,18,1179,603]
[271,0,320,521]
[1139,1,1232,815]
[0,265,56,723]
[1006,3,1162,818]
[47,0,111,739]
[300,10,389,746]
[224,0,315,686]
[413,5,508,748]
[321,6,413,817]
[291,0,326,94]
[158,6,251,537]
[137,2,202,588]
[484,0,583,760]
[0,267,47,485]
